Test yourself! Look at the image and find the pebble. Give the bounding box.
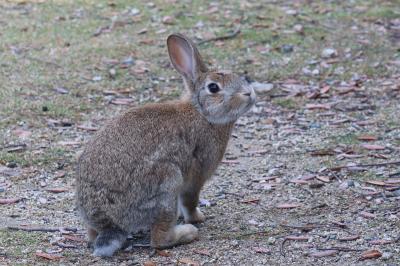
[281,44,294,53]
[321,48,338,59]
[252,82,274,93]
[267,237,276,245]
[382,252,393,260]
[130,8,140,16]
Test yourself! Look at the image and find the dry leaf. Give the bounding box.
[46,188,69,193]
[369,239,393,245]
[178,257,200,266]
[110,98,134,105]
[35,251,63,260]
[306,103,331,110]
[310,250,338,257]
[360,211,376,219]
[63,235,85,242]
[0,198,21,204]
[365,180,386,186]
[338,235,360,241]
[77,125,98,131]
[360,249,382,260]
[357,135,377,141]
[285,235,310,241]
[156,250,171,257]
[316,176,330,183]
[276,203,302,209]
[143,260,156,266]
[241,198,260,204]
[194,249,211,256]
[320,85,330,94]
[361,144,385,150]
[252,247,271,254]
[13,129,32,138]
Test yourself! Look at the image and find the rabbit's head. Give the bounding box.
[167,34,256,124]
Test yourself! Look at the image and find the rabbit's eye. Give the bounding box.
[207,83,220,93]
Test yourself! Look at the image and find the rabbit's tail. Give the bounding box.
[93,227,127,257]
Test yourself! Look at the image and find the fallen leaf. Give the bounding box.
[310,149,335,156]
[77,125,98,131]
[360,249,382,260]
[110,98,134,105]
[369,239,393,245]
[360,211,376,219]
[338,235,360,241]
[12,129,32,138]
[46,188,69,193]
[0,198,21,204]
[178,257,200,266]
[252,247,271,254]
[306,103,331,110]
[285,235,310,241]
[357,135,377,141]
[365,180,386,186]
[361,144,385,150]
[63,235,85,242]
[316,176,331,183]
[310,250,338,257]
[241,198,260,204]
[320,85,330,94]
[276,203,302,209]
[156,250,171,257]
[143,261,156,266]
[35,251,63,260]
[58,141,80,146]
[193,249,211,256]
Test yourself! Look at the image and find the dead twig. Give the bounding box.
[7,226,77,233]
[316,246,365,252]
[328,160,400,172]
[197,28,241,45]
[280,235,310,256]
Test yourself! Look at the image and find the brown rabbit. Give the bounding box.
[75,33,256,257]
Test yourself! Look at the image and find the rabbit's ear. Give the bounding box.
[167,34,208,83]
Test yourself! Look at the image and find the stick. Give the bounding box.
[197,28,241,45]
[7,226,77,233]
[316,246,365,252]
[328,160,400,171]
[280,235,310,256]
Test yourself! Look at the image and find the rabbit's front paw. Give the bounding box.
[184,207,206,224]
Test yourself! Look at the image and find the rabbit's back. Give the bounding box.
[76,101,232,232]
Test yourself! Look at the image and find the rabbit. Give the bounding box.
[75,33,256,257]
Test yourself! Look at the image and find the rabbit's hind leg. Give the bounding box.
[151,210,198,249]
[93,227,127,257]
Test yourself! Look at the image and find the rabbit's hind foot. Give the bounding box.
[92,228,127,257]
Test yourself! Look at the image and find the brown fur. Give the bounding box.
[75,33,256,257]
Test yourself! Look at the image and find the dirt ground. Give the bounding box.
[1,0,399,265]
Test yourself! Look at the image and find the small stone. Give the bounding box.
[293,24,304,33]
[321,48,338,59]
[312,69,320,76]
[281,44,294,53]
[393,189,400,197]
[382,252,393,260]
[38,197,47,204]
[109,68,116,79]
[42,106,49,112]
[286,9,298,15]
[6,162,18,168]
[122,57,135,66]
[92,76,102,82]
[54,87,69,94]
[267,237,276,245]
[252,82,274,93]
[130,8,140,16]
